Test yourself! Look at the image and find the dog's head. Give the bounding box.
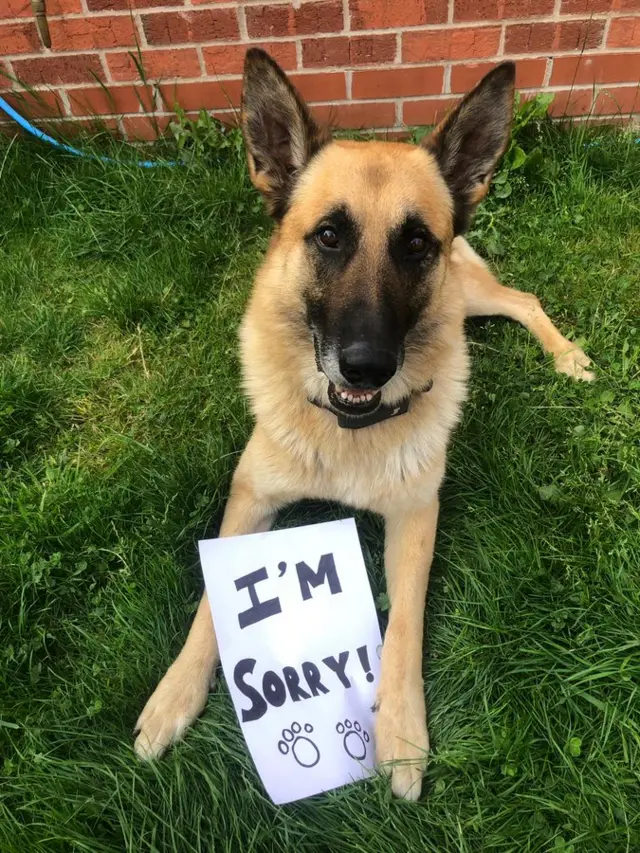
[241,49,514,417]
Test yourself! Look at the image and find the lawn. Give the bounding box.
[0,116,639,853]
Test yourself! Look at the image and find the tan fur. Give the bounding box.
[134,136,593,800]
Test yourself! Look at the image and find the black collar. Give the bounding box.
[309,380,433,430]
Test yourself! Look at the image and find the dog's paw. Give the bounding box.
[375,686,429,801]
[134,660,210,760]
[554,346,595,382]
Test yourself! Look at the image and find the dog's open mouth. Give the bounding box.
[328,382,382,416]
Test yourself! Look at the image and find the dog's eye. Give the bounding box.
[316,227,340,250]
[407,232,428,257]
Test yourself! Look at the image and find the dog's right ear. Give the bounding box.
[241,48,329,219]
[423,61,515,235]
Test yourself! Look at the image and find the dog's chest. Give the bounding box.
[297,398,457,513]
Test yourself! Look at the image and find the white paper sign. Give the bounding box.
[199,518,382,805]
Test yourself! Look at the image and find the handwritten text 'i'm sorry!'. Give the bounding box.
[199,518,382,804]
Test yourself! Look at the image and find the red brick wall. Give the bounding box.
[1,0,639,139]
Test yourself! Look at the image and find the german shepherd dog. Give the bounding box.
[134,49,594,800]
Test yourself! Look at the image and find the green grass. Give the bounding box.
[1,120,639,853]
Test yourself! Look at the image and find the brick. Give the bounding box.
[312,101,396,128]
[303,37,349,66]
[159,79,242,111]
[594,85,640,114]
[86,0,125,8]
[46,0,83,12]
[403,26,500,62]
[142,10,238,46]
[289,72,347,102]
[75,117,121,134]
[548,88,593,116]
[403,96,461,126]
[207,111,239,127]
[504,20,605,54]
[502,0,554,15]
[564,0,640,10]
[30,116,121,139]
[607,17,640,48]
[302,34,396,67]
[503,20,605,56]
[505,23,554,54]
[0,23,41,55]
[245,2,343,38]
[4,0,31,16]
[245,4,295,38]
[557,19,605,51]
[455,0,499,20]
[0,89,65,119]
[560,0,611,12]
[550,52,640,85]
[203,42,297,76]
[107,49,201,82]
[350,34,397,64]
[450,59,546,91]
[67,85,155,116]
[454,0,553,20]
[352,67,444,99]
[504,19,605,54]
[49,17,137,51]
[12,54,105,86]
[294,0,344,34]
[133,0,184,5]
[121,114,172,141]
[87,0,182,9]
[2,0,80,14]
[350,0,447,30]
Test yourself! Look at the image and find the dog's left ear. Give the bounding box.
[424,62,515,235]
[241,48,329,219]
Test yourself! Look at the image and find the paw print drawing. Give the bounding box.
[278,722,320,768]
[336,719,370,761]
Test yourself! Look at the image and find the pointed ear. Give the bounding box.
[241,48,329,219]
[424,62,515,235]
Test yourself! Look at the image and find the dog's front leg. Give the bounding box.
[375,498,438,801]
[134,443,279,760]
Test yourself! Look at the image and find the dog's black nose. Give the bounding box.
[339,342,397,388]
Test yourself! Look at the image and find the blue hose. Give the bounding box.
[0,94,177,167]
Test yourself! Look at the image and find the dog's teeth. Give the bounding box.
[340,391,348,399]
